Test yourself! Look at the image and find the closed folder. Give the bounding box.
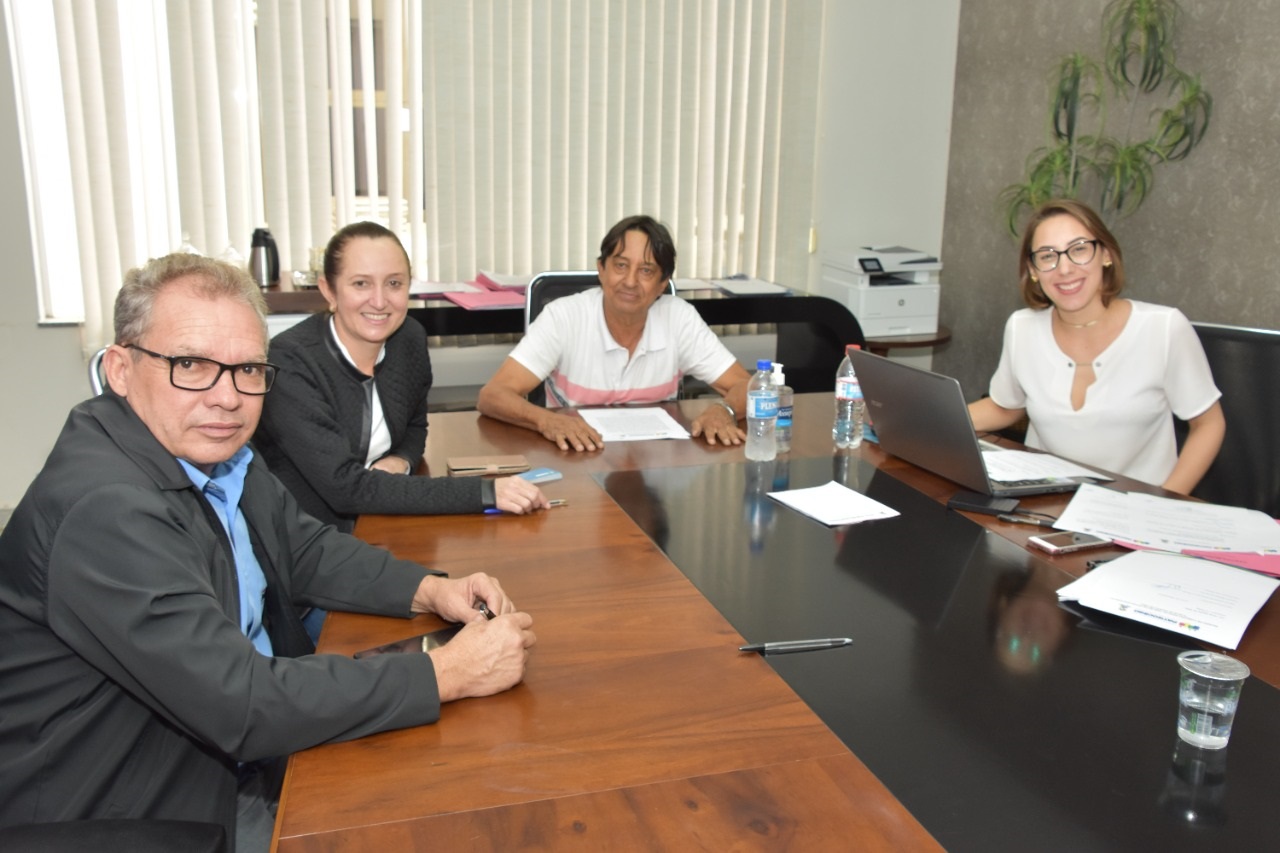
[446,454,531,477]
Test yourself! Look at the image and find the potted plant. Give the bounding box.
[1001,0,1212,233]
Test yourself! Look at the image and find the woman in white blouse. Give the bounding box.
[968,199,1225,493]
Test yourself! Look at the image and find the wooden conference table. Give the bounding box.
[273,394,1280,851]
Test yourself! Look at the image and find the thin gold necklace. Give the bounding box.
[1055,308,1102,329]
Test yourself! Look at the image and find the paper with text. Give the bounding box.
[1056,550,1279,649]
[1055,484,1280,557]
[982,450,1112,484]
[578,408,691,441]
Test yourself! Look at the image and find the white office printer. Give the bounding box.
[819,247,941,337]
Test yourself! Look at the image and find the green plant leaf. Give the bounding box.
[1152,72,1212,160]
[1103,0,1180,94]
[1096,139,1159,216]
[1051,53,1102,144]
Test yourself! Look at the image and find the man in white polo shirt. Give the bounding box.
[478,215,752,451]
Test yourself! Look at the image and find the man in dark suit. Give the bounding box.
[0,254,535,851]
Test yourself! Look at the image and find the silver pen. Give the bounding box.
[739,638,853,655]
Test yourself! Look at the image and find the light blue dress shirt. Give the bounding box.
[179,447,274,656]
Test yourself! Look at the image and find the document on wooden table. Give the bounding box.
[578,407,691,441]
[768,480,900,527]
[1056,550,1279,649]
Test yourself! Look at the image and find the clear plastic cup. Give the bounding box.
[1176,651,1250,749]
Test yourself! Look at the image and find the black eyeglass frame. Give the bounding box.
[125,344,278,395]
[1028,239,1101,273]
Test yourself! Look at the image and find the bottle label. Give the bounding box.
[747,392,778,419]
[776,404,793,427]
[836,379,863,401]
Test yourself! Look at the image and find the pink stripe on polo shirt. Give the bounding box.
[547,370,682,407]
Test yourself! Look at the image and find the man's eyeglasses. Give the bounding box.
[1029,239,1100,273]
[125,344,278,395]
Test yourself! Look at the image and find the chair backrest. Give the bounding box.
[524,271,601,330]
[88,347,108,395]
[1175,322,1280,517]
[524,270,678,330]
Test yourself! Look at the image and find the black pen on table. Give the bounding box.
[996,513,1057,529]
[739,638,853,655]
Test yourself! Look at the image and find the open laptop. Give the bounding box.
[850,349,1089,497]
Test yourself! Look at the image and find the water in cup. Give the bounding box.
[1176,651,1249,749]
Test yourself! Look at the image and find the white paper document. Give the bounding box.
[1056,550,1279,649]
[1055,484,1280,555]
[711,277,788,296]
[982,450,1113,484]
[578,408,691,442]
[476,269,533,289]
[672,277,709,292]
[767,480,900,527]
[411,279,480,295]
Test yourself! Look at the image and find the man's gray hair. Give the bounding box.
[114,253,269,348]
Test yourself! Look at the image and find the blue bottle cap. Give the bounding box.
[756,359,772,370]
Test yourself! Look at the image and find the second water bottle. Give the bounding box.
[833,344,864,449]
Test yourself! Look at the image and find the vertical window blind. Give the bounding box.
[7,0,822,350]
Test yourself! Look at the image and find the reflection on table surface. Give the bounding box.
[278,394,1280,851]
[600,454,1280,851]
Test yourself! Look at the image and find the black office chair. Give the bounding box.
[1174,322,1280,517]
[88,347,108,395]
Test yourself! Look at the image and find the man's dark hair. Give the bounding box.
[597,215,677,281]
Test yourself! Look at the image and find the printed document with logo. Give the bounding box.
[1056,550,1279,649]
[578,408,691,441]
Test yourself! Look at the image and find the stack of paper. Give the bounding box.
[475,270,533,291]
[672,278,710,292]
[1056,551,1279,649]
[1055,484,1280,576]
[442,289,525,310]
[768,481,899,527]
[710,277,788,296]
[410,279,481,296]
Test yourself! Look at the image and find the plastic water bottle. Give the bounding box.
[772,363,793,454]
[745,359,778,461]
[833,344,864,449]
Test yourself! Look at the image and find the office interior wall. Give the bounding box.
[0,7,960,508]
[937,0,1280,397]
[808,1,961,285]
[0,10,87,509]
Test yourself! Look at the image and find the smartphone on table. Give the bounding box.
[1028,531,1112,555]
